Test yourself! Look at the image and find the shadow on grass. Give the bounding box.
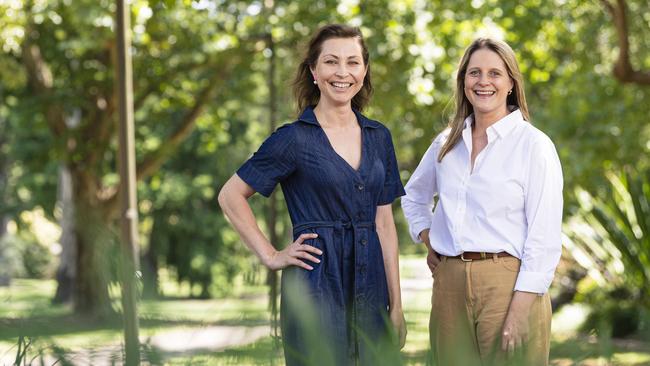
[0,315,183,340]
[0,279,270,343]
[0,314,269,341]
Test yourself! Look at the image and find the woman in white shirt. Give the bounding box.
[402,38,563,365]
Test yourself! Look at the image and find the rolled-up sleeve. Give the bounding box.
[515,137,563,294]
[401,141,439,243]
[236,124,296,197]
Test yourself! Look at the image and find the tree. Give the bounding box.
[2,0,245,316]
[600,0,650,85]
[2,0,649,319]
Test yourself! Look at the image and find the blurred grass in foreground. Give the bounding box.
[0,256,649,365]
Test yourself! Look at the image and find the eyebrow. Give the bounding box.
[467,66,504,72]
[321,54,362,59]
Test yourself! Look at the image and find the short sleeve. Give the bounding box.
[378,127,405,205]
[236,124,297,197]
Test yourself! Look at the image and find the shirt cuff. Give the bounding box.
[409,221,431,244]
[514,270,554,294]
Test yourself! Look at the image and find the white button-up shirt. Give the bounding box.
[401,109,563,294]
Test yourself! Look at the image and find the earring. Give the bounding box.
[508,89,513,95]
[313,80,317,85]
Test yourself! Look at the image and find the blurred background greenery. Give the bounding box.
[1,0,649,364]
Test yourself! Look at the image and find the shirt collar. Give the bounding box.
[297,105,381,129]
[463,107,523,139]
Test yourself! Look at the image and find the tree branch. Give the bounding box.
[135,69,227,180]
[134,59,210,111]
[83,39,118,169]
[601,0,650,85]
[21,27,67,137]
[103,55,240,216]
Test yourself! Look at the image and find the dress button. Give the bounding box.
[356,184,364,191]
[361,239,368,245]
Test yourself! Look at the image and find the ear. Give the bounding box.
[310,66,317,82]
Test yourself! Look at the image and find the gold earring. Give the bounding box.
[508,89,513,95]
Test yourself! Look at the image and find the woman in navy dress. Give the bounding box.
[218,24,407,365]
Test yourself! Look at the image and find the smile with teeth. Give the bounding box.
[474,90,495,96]
[331,82,353,89]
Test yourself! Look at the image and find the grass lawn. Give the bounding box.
[1,256,649,365]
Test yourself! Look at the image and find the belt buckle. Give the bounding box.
[460,252,472,262]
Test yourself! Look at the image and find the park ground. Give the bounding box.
[1,256,649,365]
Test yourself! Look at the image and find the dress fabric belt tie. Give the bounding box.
[292,219,375,359]
[292,220,375,235]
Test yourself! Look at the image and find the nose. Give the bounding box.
[478,73,490,85]
[335,63,348,77]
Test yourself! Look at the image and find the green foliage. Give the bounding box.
[565,166,650,336]
[16,232,52,279]
[566,167,650,304]
[579,286,646,338]
[1,0,650,312]
[0,234,21,282]
[0,231,53,279]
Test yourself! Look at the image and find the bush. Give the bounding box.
[579,286,645,338]
[0,234,21,284]
[0,230,54,279]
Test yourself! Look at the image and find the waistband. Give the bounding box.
[292,220,375,236]
[443,251,513,262]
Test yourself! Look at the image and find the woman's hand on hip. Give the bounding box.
[389,306,407,349]
[264,233,322,271]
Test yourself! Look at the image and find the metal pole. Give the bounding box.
[116,0,140,364]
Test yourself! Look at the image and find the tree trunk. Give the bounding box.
[0,215,10,287]
[141,214,160,299]
[53,165,76,303]
[0,112,10,287]
[71,171,113,318]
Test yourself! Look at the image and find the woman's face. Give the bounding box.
[311,37,367,108]
[463,48,514,120]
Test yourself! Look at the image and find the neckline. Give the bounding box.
[318,117,364,174]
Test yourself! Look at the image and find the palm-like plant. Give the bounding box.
[564,166,650,308]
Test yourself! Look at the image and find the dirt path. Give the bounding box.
[147,324,270,354]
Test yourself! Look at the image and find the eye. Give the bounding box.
[489,70,501,77]
[349,60,360,65]
[467,70,479,77]
[325,60,337,64]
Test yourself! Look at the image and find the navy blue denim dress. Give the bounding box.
[237,107,405,366]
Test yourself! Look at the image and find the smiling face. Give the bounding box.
[310,37,367,109]
[463,48,514,122]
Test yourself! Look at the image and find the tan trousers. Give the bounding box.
[429,255,552,366]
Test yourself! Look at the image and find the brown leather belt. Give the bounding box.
[445,251,513,262]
